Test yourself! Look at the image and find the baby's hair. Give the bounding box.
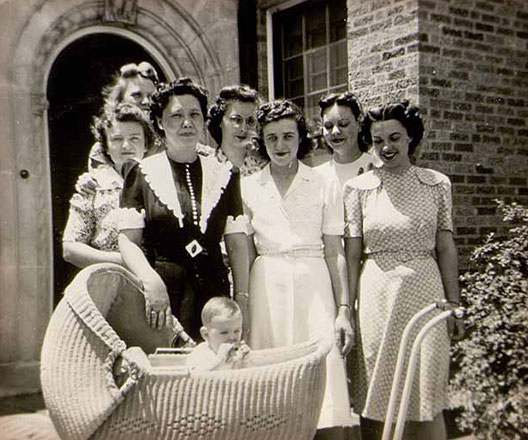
[201,297,241,327]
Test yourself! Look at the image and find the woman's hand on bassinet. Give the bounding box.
[142,273,171,330]
[335,311,355,356]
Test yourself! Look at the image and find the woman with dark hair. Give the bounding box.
[62,103,156,268]
[207,85,266,176]
[118,78,250,339]
[242,100,354,439]
[344,100,464,440]
[316,91,379,188]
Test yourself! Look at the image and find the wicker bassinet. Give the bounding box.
[41,263,331,440]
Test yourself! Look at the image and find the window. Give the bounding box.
[272,0,348,122]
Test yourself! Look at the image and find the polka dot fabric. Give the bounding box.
[343,166,453,422]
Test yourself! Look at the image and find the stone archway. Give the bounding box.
[2,0,239,396]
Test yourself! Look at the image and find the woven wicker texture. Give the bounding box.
[41,263,330,440]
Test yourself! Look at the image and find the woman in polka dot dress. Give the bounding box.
[343,100,464,440]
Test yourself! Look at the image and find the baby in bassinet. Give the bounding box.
[186,297,251,372]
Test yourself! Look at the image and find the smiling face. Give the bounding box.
[371,119,412,172]
[202,312,243,353]
[322,103,360,156]
[160,94,204,155]
[122,76,157,111]
[106,120,146,171]
[262,118,299,168]
[221,100,258,152]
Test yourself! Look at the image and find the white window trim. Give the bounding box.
[266,0,307,100]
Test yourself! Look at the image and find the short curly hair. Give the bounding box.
[150,77,209,133]
[207,85,261,146]
[360,100,424,155]
[91,103,157,163]
[318,91,367,153]
[256,100,311,160]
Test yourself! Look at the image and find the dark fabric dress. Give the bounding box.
[120,151,245,340]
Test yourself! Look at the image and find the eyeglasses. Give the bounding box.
[120,62,159,84]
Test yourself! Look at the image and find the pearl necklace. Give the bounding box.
[184,164,199,226]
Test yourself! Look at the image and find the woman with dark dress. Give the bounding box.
[118,78,250,339]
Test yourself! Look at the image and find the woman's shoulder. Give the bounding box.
[414,166,451,187]
[344,169,381,191]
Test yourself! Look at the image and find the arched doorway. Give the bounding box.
[47,33,165,304]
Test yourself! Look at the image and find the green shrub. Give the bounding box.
[450,201,528,439]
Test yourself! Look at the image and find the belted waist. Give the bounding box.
[259,248,324,259]
[365,250,433,263]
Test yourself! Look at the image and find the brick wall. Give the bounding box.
[347,0,528,268]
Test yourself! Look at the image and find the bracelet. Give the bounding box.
[235,292,249,300]
[338,304,352,311]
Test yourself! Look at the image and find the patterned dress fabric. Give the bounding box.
[119,151,246,340]
[315,153,379,189]
[63,165,123,251]
[343,165,453,422]
[242,162,354,429]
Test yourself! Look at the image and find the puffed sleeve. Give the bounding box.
[62,190,95,244]
[436,178,454,232]
[343,184,363,238]
[119,160,146,230]
[223,172,247,235]
[322,176,345,236]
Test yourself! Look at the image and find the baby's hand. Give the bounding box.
[230,341,251,362]
[216,343,236,362]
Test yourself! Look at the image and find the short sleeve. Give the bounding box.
[436,178,454,232]
[222,172,246,235]
[343,184,363,238]
[322,176,345,236]
[62,192,95,244]
[119,160,146,230]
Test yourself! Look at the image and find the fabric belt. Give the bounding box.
[365,250,433,263]
[259,248,324,259]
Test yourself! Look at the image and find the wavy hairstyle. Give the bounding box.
[91,102,157,163]
[150,77,209,133]
[318,91,367,153]
[360,100,424,155]
[207,85,261,146]
[102,61,159,108]
[256,100,311,160]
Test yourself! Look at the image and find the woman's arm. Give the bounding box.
[119,230,170,330]
[344,237,362,311]
[225,232,251,337]
[436,230,464,339]
[63,241,122,268]
[247,233,257,270]
[323,234,354,356]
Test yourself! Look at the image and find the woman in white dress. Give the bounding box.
[242,100,354,440]
[315,92,379,188]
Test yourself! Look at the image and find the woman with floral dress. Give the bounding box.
[344,100,464,440]
[62,103,156,268]
[118,78,250,338]
[242,100,354,440]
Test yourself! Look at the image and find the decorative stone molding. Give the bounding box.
[103,0,138,25]
[31,93,49,116]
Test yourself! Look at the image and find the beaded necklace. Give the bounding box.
[184,163,199,226]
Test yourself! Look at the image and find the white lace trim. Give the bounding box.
[199,156,232,234]
[224,214,248,235]
[118,207,146,230]
[139,152,184,227]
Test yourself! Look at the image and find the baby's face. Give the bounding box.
[205,312,243,353]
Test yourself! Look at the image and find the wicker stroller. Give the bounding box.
[41,263,331,440]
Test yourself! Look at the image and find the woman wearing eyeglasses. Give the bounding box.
[118,78,250,341]
[207,85,267,177]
